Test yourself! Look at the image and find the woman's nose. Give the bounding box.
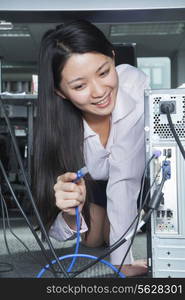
[91,80,106,98]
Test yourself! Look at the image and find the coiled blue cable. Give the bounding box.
[36,167,126,278]
[36,205,125,278]
[37,253,125,278]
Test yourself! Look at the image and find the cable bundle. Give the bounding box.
[1,94,184,278]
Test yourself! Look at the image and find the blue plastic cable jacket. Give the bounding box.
[36,206,125,278]
[37,253,125,278]
[37,169,126,278]
[67,206,80,272]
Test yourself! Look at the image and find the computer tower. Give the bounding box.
[144,88,185,277]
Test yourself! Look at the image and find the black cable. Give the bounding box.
[0,159,58,277]
[115,160,150,276]
[165,107,185,160]
[0,262,13,273]
[99,155,154,255]
[72,154,164,278]
[0,184,24,277]
[0,188,11,257]
[116,158,165,277]
[116,154,155,276]
[109,167,167,278]
[0,186,15,274]
[72,154,159,278]
[0,97,69,278]
[116,192,143,276]
[109,154,156,250]
[0,188,59,275]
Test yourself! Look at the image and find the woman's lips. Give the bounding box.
[93,94,111,108]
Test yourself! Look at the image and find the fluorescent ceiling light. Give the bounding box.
[0,33,30,37]
[0,24,31,37]
[0,20,13,30]
[110,22,185,36]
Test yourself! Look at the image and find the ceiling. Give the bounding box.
[0,21,185,61]
[0,7,185,77]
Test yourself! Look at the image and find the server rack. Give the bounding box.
[0,94,37,215]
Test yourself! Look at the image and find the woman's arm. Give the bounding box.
[49,172,88,241]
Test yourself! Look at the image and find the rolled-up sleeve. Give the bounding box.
[49,211,88,241]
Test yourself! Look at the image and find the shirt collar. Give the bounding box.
[83,118,97,139]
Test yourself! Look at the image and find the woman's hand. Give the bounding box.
[116,259,148,277]
[54,172,86,216]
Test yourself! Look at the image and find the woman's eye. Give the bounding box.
[100,69,110,77]
[74,84,85,90]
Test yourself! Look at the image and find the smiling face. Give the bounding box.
[58,52,118,123]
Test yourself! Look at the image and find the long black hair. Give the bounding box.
[33,19,115,231]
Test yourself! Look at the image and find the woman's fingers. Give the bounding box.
[55,190,84,203]
[57,172,77,183]
[54,181,81,193]
[54,172,86,214]
[56,199,81,210]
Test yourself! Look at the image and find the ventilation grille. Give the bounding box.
[153,95,185,139]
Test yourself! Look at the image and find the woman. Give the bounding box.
[34,19,149,277]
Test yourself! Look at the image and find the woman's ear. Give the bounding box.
[55,89,67,99]
[112,50,116,64]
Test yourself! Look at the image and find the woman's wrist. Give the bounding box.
[62,212,77,231]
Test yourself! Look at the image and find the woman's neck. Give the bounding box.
[83,113,111,147]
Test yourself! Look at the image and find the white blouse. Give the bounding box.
[49,64,149,265]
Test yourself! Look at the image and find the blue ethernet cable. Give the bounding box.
[37,253,125,278]
[67,207,80,272]
[36,166,125,278]
[67,166,88,272]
